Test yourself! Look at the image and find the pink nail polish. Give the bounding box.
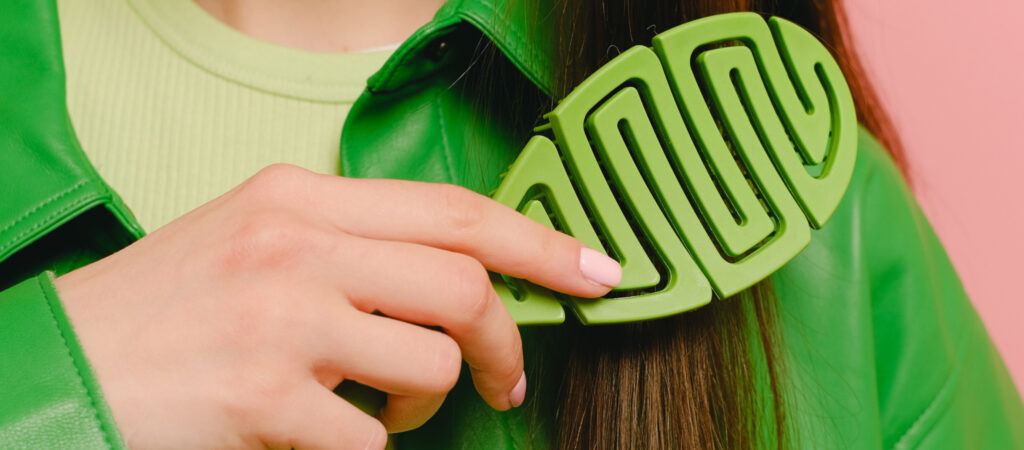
[509,372,527,408]
[579,248,622,288]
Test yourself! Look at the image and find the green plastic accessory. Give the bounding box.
[492,12,858,325]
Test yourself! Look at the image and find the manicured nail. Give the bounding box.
[509,372,527,408]
[579,248,622,288]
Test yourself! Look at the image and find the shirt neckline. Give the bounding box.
[125,0,393,103]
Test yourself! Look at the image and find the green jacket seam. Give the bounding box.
[888,326,973,449]
[0,182,108,259]
[0,180,90,236]
[35,274,115,449]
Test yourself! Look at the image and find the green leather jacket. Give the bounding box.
[1,0,1021,448]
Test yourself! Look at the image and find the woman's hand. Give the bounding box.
[55,164,621,449]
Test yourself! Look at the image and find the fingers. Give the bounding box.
[311,176,622,296]
[281,383,387,450]
[376,393,447,433]
[306,311,457,432]
[312,311,463,398]
[324,234,524,411]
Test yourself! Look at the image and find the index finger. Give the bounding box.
[312,177,623,295]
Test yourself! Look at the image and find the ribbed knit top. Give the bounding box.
[58,0,393,230]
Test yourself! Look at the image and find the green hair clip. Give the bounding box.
[492,12,857,325]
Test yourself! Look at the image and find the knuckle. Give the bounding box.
[537,233,572,278]
[445,256,493,328]
[240,163,313,205]
[510,228,558,277]
[221,368,294,423]
[425,335,463,393]
[473,343,523,396]
[362,421,388,450]
[495,337,524,383]
[436,184,485,235]
[253,163,310,184]
[219,215,317,272]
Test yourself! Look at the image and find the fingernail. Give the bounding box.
[579,248,622,288]
[509,372,527,408]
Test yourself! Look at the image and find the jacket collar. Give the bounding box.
[366,0,555,96]
[0,0,543,263]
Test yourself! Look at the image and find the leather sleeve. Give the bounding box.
[0,2,138,445]
[0,273,125,449]
[856,133,1024,448]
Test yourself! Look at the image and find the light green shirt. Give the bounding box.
[58,0,393,230]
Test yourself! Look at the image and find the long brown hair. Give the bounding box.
[463,1,904,448]
[545,2,905,449]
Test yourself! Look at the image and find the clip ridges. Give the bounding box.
[492,12,857,325]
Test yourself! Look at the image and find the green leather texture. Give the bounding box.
[0,1,137,447]
[338,3,1024,449]
[389,130,1024,449]
[0,0,1021,449]
[0,274,125,448]
[0,0,142,265]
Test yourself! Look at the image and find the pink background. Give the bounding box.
[845,1,1024,393]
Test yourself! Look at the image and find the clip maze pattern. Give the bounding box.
[492,13,857,325]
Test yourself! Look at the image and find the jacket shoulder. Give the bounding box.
[774,127,1024,448]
